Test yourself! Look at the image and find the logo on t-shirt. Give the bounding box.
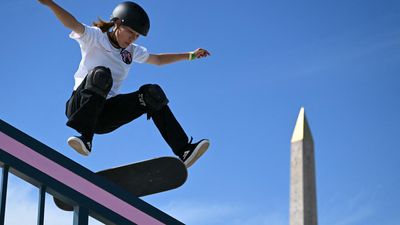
[120,49,132,64]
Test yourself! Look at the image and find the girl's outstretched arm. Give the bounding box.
[147,48,210,66]
[38,0,84,35]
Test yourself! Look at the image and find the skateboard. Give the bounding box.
[54,156,188,211]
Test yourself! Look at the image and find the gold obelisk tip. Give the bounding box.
[291,107,308,143]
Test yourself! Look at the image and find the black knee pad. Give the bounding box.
[84,66,113,98]
[139,84,169,113]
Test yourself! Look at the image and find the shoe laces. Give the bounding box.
[86,142,92,150]
[188,136,193,145]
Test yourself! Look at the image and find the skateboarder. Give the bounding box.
[39,0,210,168]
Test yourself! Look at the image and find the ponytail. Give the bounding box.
[93,18,114,33]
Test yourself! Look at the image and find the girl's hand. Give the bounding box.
[189,48,211,60]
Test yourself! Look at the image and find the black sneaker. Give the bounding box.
[67,136,92,156]
[179,139,210,168]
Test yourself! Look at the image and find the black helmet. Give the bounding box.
[111,1,150,36]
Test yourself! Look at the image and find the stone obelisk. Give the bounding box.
[290,107,318,225]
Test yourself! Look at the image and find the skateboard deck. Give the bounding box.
[54,156,188,211]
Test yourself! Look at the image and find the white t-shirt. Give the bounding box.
[70,25,149,98]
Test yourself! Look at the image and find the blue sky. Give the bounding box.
[1,0,400,224]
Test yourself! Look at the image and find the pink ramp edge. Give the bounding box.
[0,131,164,225]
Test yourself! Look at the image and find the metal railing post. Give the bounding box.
[0,165,9,225]
[37,185,46,225]
[73,206,89,225]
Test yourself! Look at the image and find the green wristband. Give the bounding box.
[188,52,196,60]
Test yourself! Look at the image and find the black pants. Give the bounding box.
[65,76,189,156]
